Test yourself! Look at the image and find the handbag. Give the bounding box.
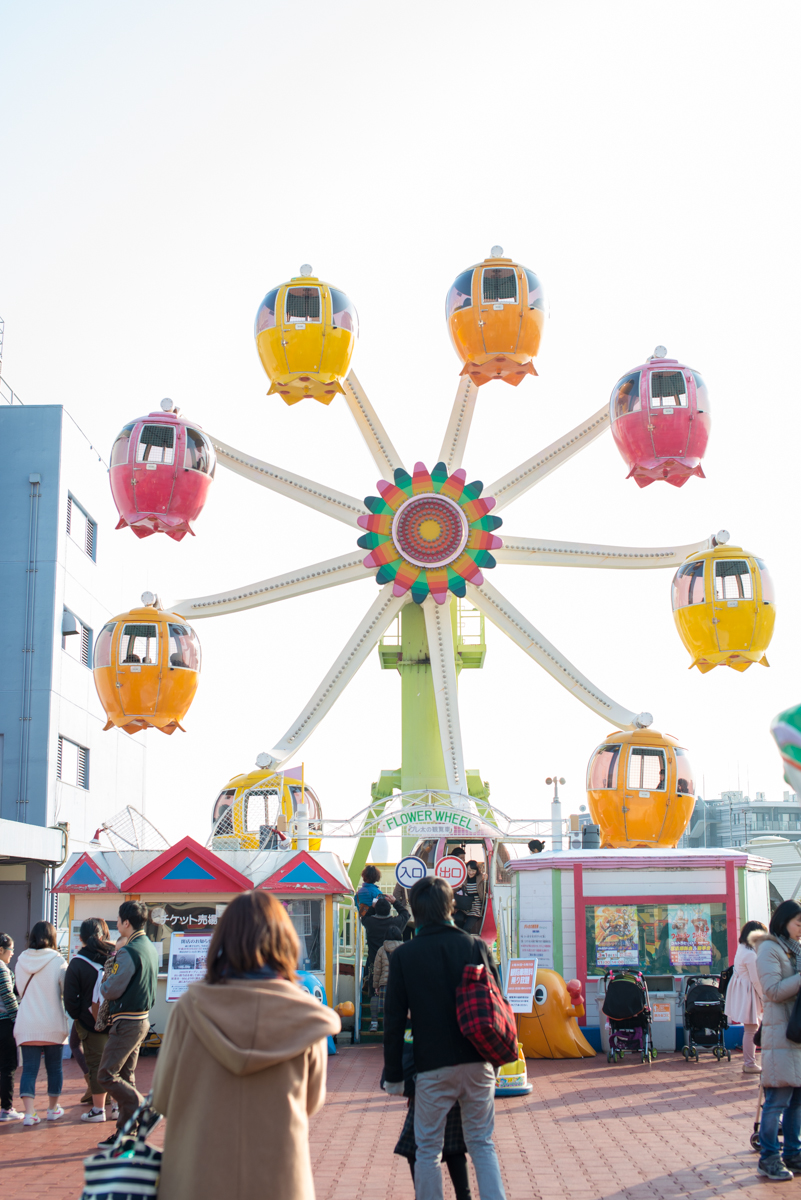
[787,991,801,1044]
[80,1095,162,1200]
[456,962,518,1068]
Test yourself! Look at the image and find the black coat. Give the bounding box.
[64,946,110,1033]
[361,900,410,960]
[383,921,499,1082]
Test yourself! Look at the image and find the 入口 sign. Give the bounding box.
[395,856,428,889]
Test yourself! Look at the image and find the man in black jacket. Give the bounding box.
[383,876,506,1200]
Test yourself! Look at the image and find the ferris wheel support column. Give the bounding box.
[397,603,450,853]
[423,596,468,799]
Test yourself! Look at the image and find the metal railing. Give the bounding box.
[1,376,23,405]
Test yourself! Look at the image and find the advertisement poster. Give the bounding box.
[594,906,639,967]
[668,904,712,967]
[166,932,213,1001]
[505,959,538,1013]
[520,921,553,969]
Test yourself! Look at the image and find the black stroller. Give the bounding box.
[602,970,656,1064]
[682,975,730,1062]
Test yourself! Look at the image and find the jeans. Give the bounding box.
[0,1020,18,1109]
[98,1018,149,1129]
[19,1044,63,1099]
[760,1086,801,1162]
[414,1062,506,1200]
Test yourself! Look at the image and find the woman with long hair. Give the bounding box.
[64,917,116,1122]
[754,900,801,1179]
[0,933,22,1121]
[724,919,766,1075]
[13,921,68,1126]
[153,891,340,1200]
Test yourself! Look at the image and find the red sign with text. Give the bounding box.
[434,855,467,889]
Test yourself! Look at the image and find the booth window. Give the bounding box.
[611,373,641,419]
[283,899,321,971]
[255,287,280,334]
[482,267,517,304]
[755,558,775,604]
[587,744,621,790]
[675,748,696,795]
[714,560,753,601]
[111,423,136,466]
[627,747,666,791]
[585,901,729,976]
[120,623,158,665]
[672,559,705,609]
[94,622,115,669]
[285,287,321,323]
[168,624,201,671]
[330,289,359,336]
[136,424,175,465]
[446,270,474,318]
[524,268,545,311]
[66,495,97,560]
[650,371,688,408]
[184,428,215,476]
[58,737,89,789]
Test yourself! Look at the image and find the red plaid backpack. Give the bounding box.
[456,963,519,1068]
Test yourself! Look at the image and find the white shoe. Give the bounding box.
[23,1113,41,1126]
[0,1108,24,1121]
[743,1064,763,1074]
[81,1107,106,1122]
[370,1021,378,1031]
[46,1105,64,1121]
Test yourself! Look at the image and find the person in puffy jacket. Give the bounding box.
[14,921,68,1127]
[754,901,801,1180]
[152,890,340,1200]
[64,918,115,1123]
[724,920,766,1075]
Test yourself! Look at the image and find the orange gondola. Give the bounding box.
[586,728,695,849]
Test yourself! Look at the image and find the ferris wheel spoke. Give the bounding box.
[495,535,709,569]
[266,585,410,766]
[465,579,649,731]
[210,436,367,528]
[343,372,405,478]
[169,553,373,619]
[487,405,610,513]
[423,597,468,796]
[437,377,478,472]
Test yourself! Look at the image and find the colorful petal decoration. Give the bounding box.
[360,461,503,604]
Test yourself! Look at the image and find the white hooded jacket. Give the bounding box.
[13,948,68,1045]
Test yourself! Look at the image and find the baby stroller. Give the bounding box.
[682,975,730,1062]
[602,970,656,1064]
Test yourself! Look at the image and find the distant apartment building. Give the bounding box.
[0,403,146,960]
[678,791,801,849]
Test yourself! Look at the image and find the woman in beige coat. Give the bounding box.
[725,920,766,1074]
[754,900,801,1180]
[153,891,340,1200]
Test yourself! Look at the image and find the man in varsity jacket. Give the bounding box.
[96,900,158,1142]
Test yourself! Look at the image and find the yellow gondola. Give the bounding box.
[586,728,696,849]
[93,593,201,735]
[671,535,775,672]
[210,767,323,851]
[254,266,358,405]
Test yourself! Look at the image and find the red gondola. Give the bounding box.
[609,348,711,488]
[109,400,215,541]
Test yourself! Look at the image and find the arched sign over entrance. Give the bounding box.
[370,800,503,841]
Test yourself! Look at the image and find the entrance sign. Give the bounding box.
[435,856,467,888]
[520,921,553,969]
[166,931,213,1002]
[395,856,427,889]
[505,958,538,1013]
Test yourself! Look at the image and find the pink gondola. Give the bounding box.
[609,348,711,488]
[109,400,215,541]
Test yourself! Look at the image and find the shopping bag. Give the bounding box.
[456,962,518,1068]
[80,1096,162,1199]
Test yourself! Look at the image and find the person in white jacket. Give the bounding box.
[14,921,68,1126]
[725,919,767,1075]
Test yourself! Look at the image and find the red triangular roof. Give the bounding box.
[122,836,251,893]
[54,851,117,893]
[258,850,347,895]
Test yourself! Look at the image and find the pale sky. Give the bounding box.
[2,2,800,846]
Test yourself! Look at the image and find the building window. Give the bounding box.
[57,737,89,789]
[62,609,92,666]
[66,495,97,560]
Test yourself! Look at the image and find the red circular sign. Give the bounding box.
[434,855,467,888]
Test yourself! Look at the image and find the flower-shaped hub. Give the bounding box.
[392,494,468,567]
[357,461,503,605]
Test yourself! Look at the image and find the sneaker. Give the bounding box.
[758,1158,794,1181]
[784,1157,801,1176]
[98,1132,121,1147]
[370,1021,378,1032]
[23,1113,41,1127]
[0,1108,24,1121]
[81,1107,106,1123]
[111,1103,119,1118]
[743,1064,762,1074]
[46,1105,64,1121]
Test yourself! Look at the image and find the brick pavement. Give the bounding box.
[0,1046,785,1199]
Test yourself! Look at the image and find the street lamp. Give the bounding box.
[546,776,566,852]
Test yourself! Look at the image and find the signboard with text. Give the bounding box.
[434,856,467,889]
[505,958,538,1013]
[395,856,428,889]
[166,931,213,1002]
[519,921,553,968]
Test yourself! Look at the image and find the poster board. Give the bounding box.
[505,958,538,1013]
[668,904,712,968]
[520,921,553,968]
[166,931,213,1001]
[594,905,638,968]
